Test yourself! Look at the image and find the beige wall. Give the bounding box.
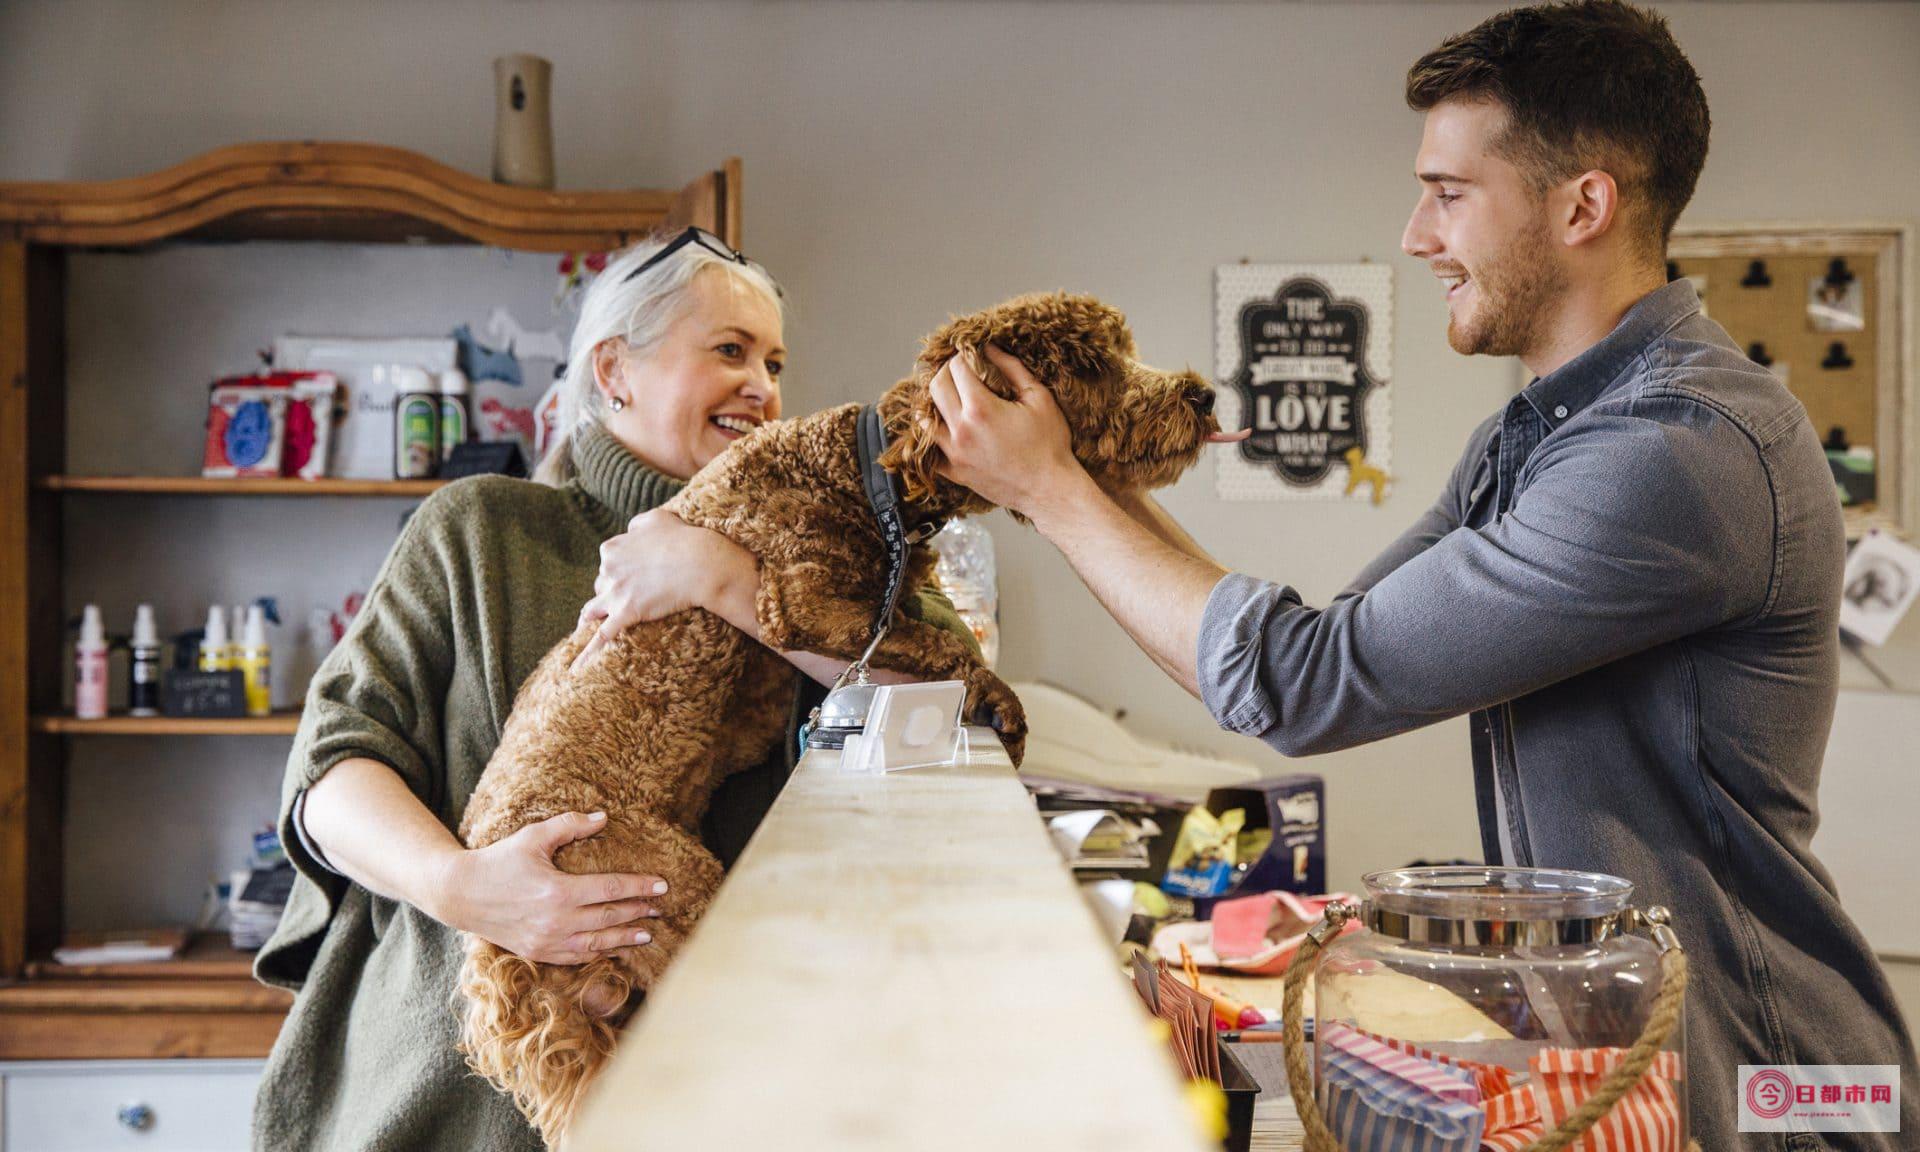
[3,3,1915,937]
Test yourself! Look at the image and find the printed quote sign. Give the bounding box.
[1215,264,1393,502]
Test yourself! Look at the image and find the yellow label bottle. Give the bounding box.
[239,605,273,717]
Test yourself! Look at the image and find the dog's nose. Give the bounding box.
[1189,387,1215,417]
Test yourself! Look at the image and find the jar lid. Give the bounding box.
[1361,866,1634,947]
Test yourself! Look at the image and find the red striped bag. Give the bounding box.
[1526,1047,1684,1152]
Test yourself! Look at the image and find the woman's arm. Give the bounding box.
[573,510,924,687]
[303,757,671,964]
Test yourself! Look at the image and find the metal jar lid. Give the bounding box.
[1360,866,1635,948]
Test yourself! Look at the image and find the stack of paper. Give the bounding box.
[228,863,294,951]
[53,926,190,966]
[1047,808,1156,871]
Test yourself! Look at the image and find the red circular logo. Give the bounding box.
[1746,1069,1795,1120]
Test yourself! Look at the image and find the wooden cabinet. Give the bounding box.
[1,1059,263,1150]
[0,142,742,1058]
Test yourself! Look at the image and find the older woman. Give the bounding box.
[252,230,977,1151]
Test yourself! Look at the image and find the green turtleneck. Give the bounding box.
[251,421,977,1151]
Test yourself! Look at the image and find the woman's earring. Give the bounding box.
[609,396,626,412]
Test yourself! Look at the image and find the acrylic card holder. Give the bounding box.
[840,680,968,773]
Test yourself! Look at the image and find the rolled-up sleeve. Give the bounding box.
[1195,394,1773,757]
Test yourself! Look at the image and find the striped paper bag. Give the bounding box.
[1525,1046,1684,1152]
[1320,1023,1485,1152]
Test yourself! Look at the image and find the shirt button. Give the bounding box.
[1553,405,1569,420]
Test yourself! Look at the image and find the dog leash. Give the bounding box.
[804,405,944,746]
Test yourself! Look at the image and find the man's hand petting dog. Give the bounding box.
[435,810,668,965]
[928,344,1091,523]
[573,509,759,672]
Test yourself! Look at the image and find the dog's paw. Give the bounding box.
[966,674,1027,766]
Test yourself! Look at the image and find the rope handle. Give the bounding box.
[1280,903,1696,1152]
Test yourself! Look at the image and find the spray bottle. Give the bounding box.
[75,604,109,719]
[240,604,273,717]
[129,604,162,717]
[201,606,235,672]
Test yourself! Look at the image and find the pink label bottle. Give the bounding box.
[75,604,109,719]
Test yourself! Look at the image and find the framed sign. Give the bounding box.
[1214,264,1393,502]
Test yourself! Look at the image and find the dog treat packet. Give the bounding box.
[1161,806,1244,898]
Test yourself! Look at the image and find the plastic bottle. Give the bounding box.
[239,604,273,718]
[129,604,162,717]
[437,368,470,465]
[392,365,440,479]
[200,606,235,672]
[75,604,109,719]
[930,518,1000,667]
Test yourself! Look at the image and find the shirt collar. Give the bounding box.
[1521,278,1701,430]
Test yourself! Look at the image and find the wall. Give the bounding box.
[1,1,1915,962]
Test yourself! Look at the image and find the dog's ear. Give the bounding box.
[878,382,946,506]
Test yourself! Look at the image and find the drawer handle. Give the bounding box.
[117,1102,155,1131]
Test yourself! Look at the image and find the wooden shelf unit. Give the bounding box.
[30,712,303,736]
[0,936,291,1060]
[40,476,450,497]
[0,141,743,1059]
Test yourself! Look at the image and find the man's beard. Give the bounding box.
[1447,216,1564,358]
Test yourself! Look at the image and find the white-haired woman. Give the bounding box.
[251,231,977,1151]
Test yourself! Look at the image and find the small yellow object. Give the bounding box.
[1168,807,1246,872]
[1132,881,1172,920]
[1343,447,1392,505]
[1182,1077,1229,1142]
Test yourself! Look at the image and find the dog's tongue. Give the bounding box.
[1206,428,1253,443]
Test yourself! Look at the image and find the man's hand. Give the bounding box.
[572,509,759,672]
[927,345,1092,521]
[435,811,667,964]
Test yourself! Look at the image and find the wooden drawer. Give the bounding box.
[0,1061,261,1152]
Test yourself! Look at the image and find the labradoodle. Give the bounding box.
[455,292,1236,1144]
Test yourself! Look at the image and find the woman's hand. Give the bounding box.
[434,811,668,964]
[572,509,759,671]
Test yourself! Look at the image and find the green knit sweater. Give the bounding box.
[251,421,977,1151]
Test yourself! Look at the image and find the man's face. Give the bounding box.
[1402,99,1566,359]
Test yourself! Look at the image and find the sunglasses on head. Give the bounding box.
[620,226,761,286]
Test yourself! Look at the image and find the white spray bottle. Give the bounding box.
[75,604,109,719]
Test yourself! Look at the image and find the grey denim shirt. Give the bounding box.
[1199,280,1918,1150]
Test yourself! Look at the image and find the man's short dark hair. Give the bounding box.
[1406,0,1710,257]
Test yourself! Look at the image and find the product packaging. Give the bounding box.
[202,385,289,478]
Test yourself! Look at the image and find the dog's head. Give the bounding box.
[879,292,1235,517]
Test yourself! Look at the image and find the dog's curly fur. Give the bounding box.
[454,292,1225,1145]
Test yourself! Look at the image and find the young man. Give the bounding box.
[928,2,1916,1146]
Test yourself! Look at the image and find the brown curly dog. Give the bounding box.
[454,291,1230,1144]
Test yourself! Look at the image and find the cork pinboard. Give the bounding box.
[1668,225,1911,539]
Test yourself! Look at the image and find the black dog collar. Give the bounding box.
[856,404,943,638]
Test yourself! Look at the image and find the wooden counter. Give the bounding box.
[568,728,1211,1152]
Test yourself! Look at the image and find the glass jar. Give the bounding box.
[1306,867,1687,1151]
